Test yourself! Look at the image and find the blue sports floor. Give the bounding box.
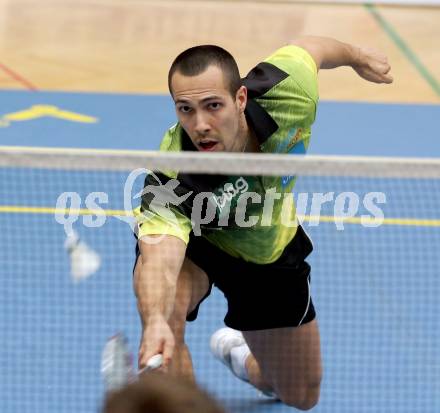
[1,90,439,413]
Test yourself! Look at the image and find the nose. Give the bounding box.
[194,112,211,136]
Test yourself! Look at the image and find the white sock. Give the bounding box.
[230,343,251,382]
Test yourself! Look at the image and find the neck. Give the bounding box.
[239,113,259,153]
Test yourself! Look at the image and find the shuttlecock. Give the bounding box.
[101,334,135,392]
[64,229,101,282]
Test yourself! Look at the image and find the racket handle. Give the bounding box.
[139,354,164,374]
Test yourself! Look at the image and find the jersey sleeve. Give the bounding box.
[134,204,192,244]
[256,45,319,155]
[133,126,193,244]
[264,45,319,107]
[134,170,193,244]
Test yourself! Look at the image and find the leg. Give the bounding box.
[243,320,322,410]
[134,255,210,381]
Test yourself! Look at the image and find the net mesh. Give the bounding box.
[1,147,440,413]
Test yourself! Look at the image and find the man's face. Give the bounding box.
[170,65,247,152]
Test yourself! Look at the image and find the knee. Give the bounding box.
[278,381,321,410]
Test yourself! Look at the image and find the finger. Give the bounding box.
[139,352,155,369]
[138,344,161,369]
[371,64,393,83]
[381,73,394,84]
[358,69,381,83]
[372,61,389,75]
[138,351,148,369]
[371,71,393,84]
[138,342,145,368]
[377,64,393,83]
[382,63,391,75]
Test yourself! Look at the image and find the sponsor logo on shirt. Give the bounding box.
[212,177,249,210]
[287,128,302,152]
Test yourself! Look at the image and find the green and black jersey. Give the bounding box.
[134,45,318,264]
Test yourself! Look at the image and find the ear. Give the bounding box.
[235,85,247,112]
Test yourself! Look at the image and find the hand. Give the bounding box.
[353,47,393,84]
[138,315,175,371]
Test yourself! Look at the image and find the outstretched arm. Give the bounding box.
[134,235,186,369]
[292,35,393,84]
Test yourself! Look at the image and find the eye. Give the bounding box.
[208,102,222,110]
[178,105,192,114]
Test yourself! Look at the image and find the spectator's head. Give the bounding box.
[102,372,225,413]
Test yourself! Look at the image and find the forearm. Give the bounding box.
[292,35,392,84]
[293,36,360,70]
[135,262,176,325]
[134,235,186,326]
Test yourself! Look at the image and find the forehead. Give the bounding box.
[171,65,230,101]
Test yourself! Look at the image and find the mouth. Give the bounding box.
[198,140,219,151]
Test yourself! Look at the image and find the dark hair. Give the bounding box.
[102,372,225,413]
[168,45,242,97]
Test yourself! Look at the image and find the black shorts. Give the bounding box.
[185,225,316,331]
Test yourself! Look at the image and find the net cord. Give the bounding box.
[1,146,440,178]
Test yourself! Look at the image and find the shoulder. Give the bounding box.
[263,45,318,78]
[159,123,182,152]
[154,124,184,179]
[160,123,197,153]
[243,45,318,105]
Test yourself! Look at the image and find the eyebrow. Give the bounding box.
[175,95,224,105]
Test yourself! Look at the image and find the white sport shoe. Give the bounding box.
[210,327,249,382]
[210,327,279,400]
